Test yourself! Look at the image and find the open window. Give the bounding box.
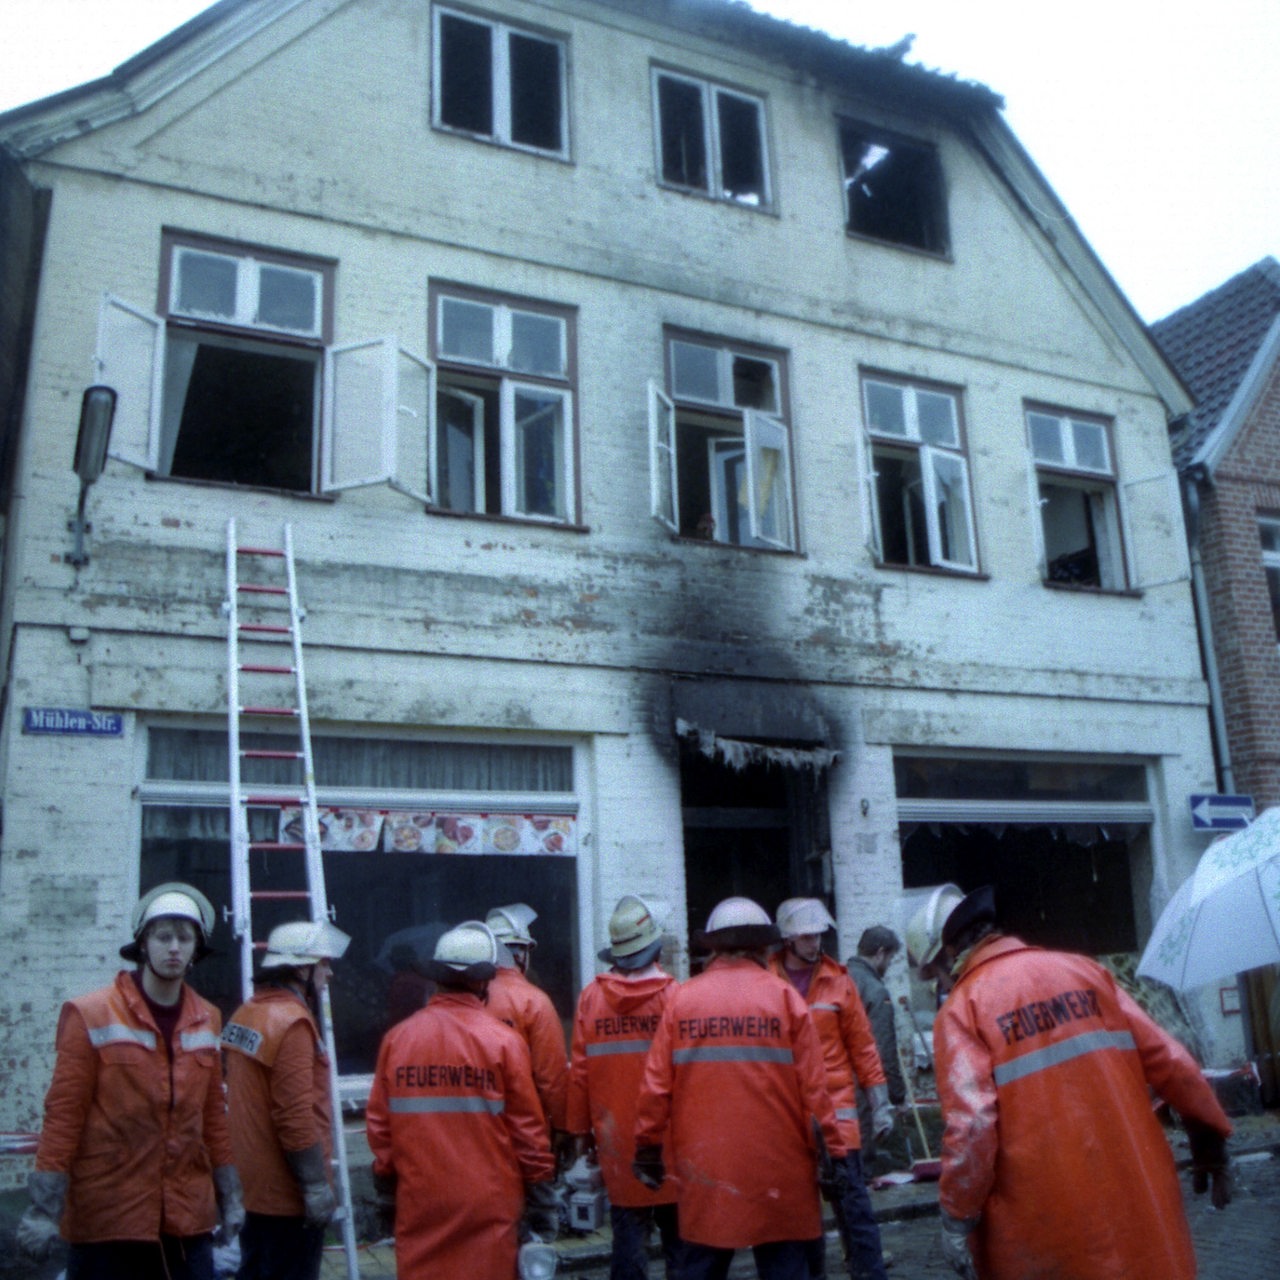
[1262,519,1280,642]
[430,285,577,523]
[94,234,431,500]
[863,374,975,571]
[1026,408,1126,588]
[433,6,568,157]
[840,121,947,255]
[648,334,795,549]
[653,69,770,208]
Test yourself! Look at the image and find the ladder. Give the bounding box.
[223,518,360,1280]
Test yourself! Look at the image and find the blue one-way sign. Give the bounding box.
[1189,794,1254,831]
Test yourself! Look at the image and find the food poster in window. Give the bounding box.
[279,807,575,855]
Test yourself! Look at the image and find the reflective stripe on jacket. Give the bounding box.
[566,969,677,1207]
[935,934,1232,1280]
[366,990,555,1280]
[634,955,845,1249]
[485,965,569,1131]
[769,952,886,1149]
[34,971,231,1243]
[222,985,331,1216]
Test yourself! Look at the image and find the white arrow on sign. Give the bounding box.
[1190,794,1254,829]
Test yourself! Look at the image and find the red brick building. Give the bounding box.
[1152,257,1280,1101]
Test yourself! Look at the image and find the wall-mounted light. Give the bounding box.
[67,385,117,567]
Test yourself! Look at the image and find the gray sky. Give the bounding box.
[2,0,1275,322]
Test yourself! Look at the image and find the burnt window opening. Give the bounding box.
[655,70,769,208]
[840,123,947,254]
[435,8,566,156]
[1259,519,1280,641]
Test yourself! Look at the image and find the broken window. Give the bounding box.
[431,286,576,523]
[840,122,947,254]
[1027,408,1125,588]
[649,334,794,549]
[434,7,567,156]
[1260,519,1280,642]
[654,70,770,207]
[863,375,976,571]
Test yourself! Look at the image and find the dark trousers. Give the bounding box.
[804,1152,889,1280]
[678,1238,810,1280]
[236,1211,326,1280]
[610,1201,684,1279]
[67,1234,215,1280]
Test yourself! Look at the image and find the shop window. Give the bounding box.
[862,374,976,571]
[1027,408,1125,588]
[840,122,947,254]
[1259,519,1280,642]
[434,6,567,156]
[649,333,795,549]
[94,234,434,501]
[140,728,579,1079]
[653,69,770,208]
[431,286,576,523]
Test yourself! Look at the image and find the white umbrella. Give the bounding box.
[1138,806,1280,990]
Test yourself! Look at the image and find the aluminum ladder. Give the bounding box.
[223,518,360,1280]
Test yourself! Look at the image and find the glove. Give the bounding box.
[868,1082,895,1141]
[372,1168,397,1240]
[283,1143,337,1229]
[632,1144,665,1190]
[15,1169,67,1261]
[939,1211,979,1280]
[1186,1122,1232,1210]
[522,1179,562,1241]
[212,1165,246,1243]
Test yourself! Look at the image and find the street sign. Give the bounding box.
[22,707,124,737]
[1189,794,1254,831]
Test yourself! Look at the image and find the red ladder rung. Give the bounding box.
[250,889,312,900]
[240,705,298,717]
[239,623,291,634]
[243,794,304,806]
[240,663,295,675]
[248,841,307,852]
[242,749,304,760]
[238,583,288,596]
[238,546,286,558]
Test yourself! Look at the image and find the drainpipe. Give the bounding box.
[1183,469,1235,794]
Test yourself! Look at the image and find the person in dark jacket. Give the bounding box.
[846,926,906,1168]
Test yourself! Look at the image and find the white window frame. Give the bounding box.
[433,288,577,525]
[1260,518,1280,643]
[863,376,977,572]
[432,5,569,158]
[651,68,771,209]
[169,245,323,338]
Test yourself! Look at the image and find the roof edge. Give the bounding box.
[1194,313,1280,478]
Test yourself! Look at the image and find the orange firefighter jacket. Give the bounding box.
[935,934,1233,1280]
[566,969,678,1208]
[222,985,332,1216]
[485,963,569,1130]
[768,951,886,1150]
[367,990,555,1280]
[634,954,846,1249]
[33,971,232,1243]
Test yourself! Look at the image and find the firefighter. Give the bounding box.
[485,902,570,1138]
[567,894,683,1279]
[633,896,845,1280]
[16,882,244,1278]
[366,919,556,1279]
[222,919,351,1280]
[917,884,1234,1280]
[769,899,891,1280]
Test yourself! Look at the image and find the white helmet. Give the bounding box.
[260,920,351,970]
[696,896,780,950]
[486,903,538,949]
[599,894,663,969]
[428,920,500,983]
[776,897,836,938]
[905,883,965,970]
[122,882,216,960]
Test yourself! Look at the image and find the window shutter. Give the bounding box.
[95,294,161,470]
[743,409,795,550]
[1120,471,1190,589]
[648,380,678,532]
[388,348,434,505]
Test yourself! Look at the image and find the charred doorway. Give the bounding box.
[680,736,833,947]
